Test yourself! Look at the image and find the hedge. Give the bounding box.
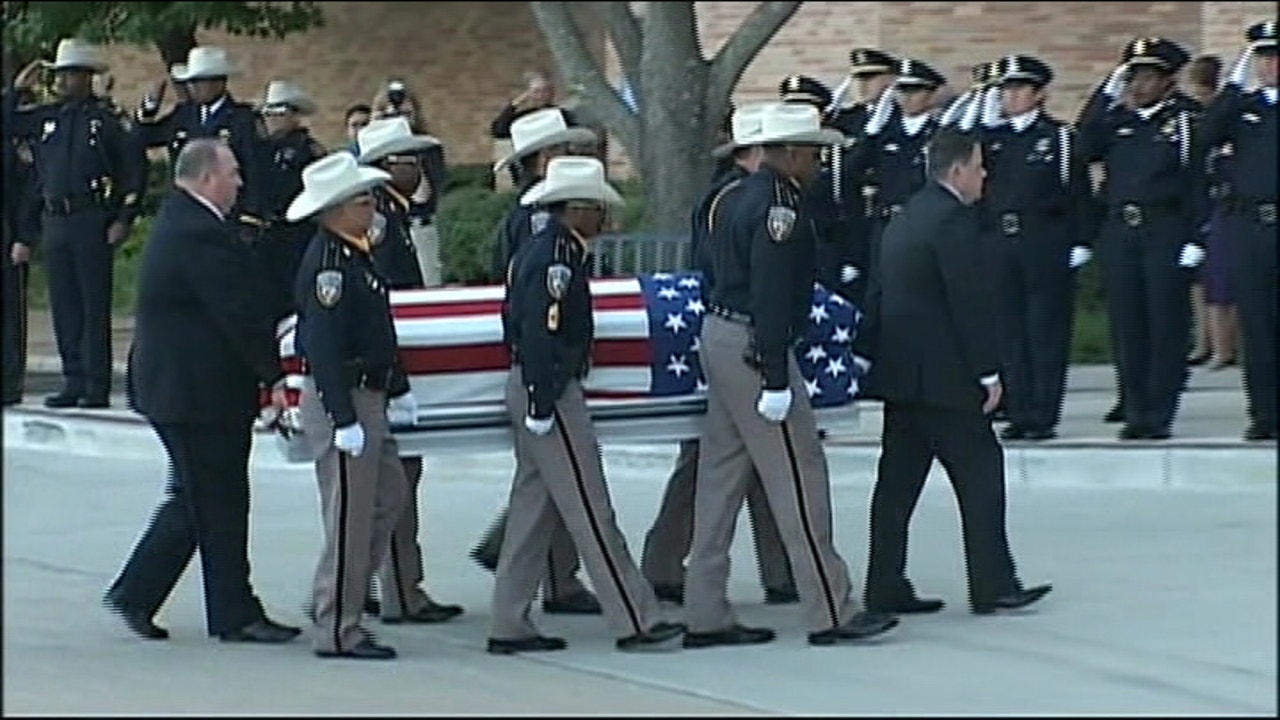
[24,161,1112,363]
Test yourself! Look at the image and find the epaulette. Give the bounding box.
[320,233,346,269]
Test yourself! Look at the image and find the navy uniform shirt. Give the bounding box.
[708,165,815,390]
[690,162,750,295]
[490,173,553,282]
[503,220,593,419]
[1198,86,1277,204]
[264,127,325,227]
[3,91,146,227]
[848,106,939,217]
[295,228,408,429]
[136,95,271,230]
[371,183,426,290]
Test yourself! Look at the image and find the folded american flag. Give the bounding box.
[267,271,863,419]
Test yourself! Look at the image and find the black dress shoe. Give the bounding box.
[1244,422,1278,442]
[218,618,302,643]
[972,583,1053,615]
[1209,357,1237,370]
[652,583,684,604]
[1144,426,1172,440]
[1186,353,1209,367]
[486,635,568,655]
[103,590,168,640]
[866,596,945,614]
[543,590,602,615]
[1118,424,1147,440]
[469,546,498,573]
[78,396,109,409]
[2,394,21,407]
[1000,424,1027,441]
[317,639,397,660]
[383,599,465,624]
[1022,427,1058,441]
[364,598,381,616]
[683,624,776,649]
[617,621,685,652]
[764,586,800,605]
[1103,403,1124,424]
[808,611,899,645]
[44,392,82,409]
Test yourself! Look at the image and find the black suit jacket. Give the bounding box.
[126,189,283,424]
[854,181,1001,412]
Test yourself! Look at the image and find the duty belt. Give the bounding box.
[43,194,105,217]
[708,305,752,326]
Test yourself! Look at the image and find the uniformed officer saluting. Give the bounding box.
[685,103,898,649]
[1198,21,1278,441]
[979,55,1097,441]
[135,47,270,240]
[353,116,465,624]
[1078,37,1203,440]
[4,40,145,409]
[474,107,605,618]
[288,153,418,661]
[489,157,684,655]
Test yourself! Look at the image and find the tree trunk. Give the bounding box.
[154,25,196,102]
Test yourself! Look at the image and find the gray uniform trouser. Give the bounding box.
[641,439,794,591]
[490,370,664,640]
[685,315,859,634]
[375,456,436,619]
[474,507,589,601]
[300,383,409,653]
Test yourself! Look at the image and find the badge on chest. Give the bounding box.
[767,206,796,243]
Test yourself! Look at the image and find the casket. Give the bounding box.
[270,271,865,459]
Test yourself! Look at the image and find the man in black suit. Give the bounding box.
[853,129,1052,616]
[105,139,300,644]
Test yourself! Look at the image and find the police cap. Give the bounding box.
[849,48,897,77]
[1247,20,1278,53]
[1122,37,1191,74]
[999,54,1054,87]
[778,74,833,109]
[893,58,946,90]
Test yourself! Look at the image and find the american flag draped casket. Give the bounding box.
[269,271,865,459]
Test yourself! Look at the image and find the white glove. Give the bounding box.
[840,264,860,284]
[852,355,873,374]
[524,415,554,435]
[1227,46,1254,88]
[756,389,793,423]
[386,391,418,427]
[333,423,366,457]
[1101,63,1128,99]
[1069,246,1093,269]
[1178,244,1206,269]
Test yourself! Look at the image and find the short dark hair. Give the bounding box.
[925,129,979,180]
[345,103,372,121]
[1189,55,1221,90]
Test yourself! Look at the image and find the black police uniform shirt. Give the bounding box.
[1199,86,1278,205]
[490,173,553,282]
[371,183,426,290]
[264,127,326,227]
[294,228,409,429]
[691,162,750,296]
[504,222,593,420]
[1078,92,1206,240]
[708,165,815,391]
[850,106,938,214]
[136,95,270,229]
[3,92,146,229]
[979,110,1096,249]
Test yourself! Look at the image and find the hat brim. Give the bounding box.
[1125,57,1176,72]
[285,167,391,222]
[259,97,318,116]
[358,135,440,164]
[757,128,846,147]
[45,60,108,73]
[1000,72,1050,86]
[493,127,599,172]
[711,140,740,159]
[519,180,624,208]
[174,65,239,82]
[1251,39,1278,52]
[851,64,893,78]
[895,77,940,89]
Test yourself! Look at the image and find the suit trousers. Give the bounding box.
[41,209,115,398]
[865,402,1019,605]
[1228,211,1278,429]
[2,257,28,400]
[640,438,794,591]
[490,371,664,640]
[301,384,409,654]
[375,456,437,619]
[685,316,858,634]
[108,420,264,635]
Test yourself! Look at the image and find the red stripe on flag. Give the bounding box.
[392,292,644,319]
[400,338,650,375]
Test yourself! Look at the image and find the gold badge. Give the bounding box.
[315,270,343,308]
[767,206,797,244]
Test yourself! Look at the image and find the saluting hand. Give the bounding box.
[14,59,43,90]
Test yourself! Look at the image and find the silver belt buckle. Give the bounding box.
[1000,212,1021,236]
[1258,202,1277,226]
[1121,203,1143,228]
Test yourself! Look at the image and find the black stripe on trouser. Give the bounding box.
[333,453,351,652]
[553,408,643,635]
[389,535,408,617]
[546,547,560,599]
[780,420,840,630]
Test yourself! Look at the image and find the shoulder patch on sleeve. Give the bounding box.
[530,209,550,236]
[766,205,797,244]
[315,270,343,308]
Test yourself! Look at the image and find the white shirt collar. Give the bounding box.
[1009,109,1040,133]
[938,180,971,206]
[184,188,225,222]
[201,94,228,119]
[901,112,930,137]
[1134,100,1168,121]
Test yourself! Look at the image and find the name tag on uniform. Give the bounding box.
[1116,127,1134,137]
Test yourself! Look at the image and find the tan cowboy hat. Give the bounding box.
[754,103,845,146]
[494,107,598,172]
[519,156,624,208]
[174,47,238,82]
[712,102,772,159]
[286,153,391,222]
[169,64,188,82]
[43,39,108,73]
[357,116,439,164]
[257,80,318,116]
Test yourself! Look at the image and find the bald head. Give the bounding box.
[174,139,241,214]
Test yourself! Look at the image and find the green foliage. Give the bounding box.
[436,185,515,285]
[3,2,324,58]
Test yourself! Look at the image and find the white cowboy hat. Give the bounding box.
[712,102,772,159]
[494,108,598,172]
[169,64,188,82]
[257,80,318,116]
[286,153,391,222]
[43,39,107,73]
[174,47,238,82]
[755,103,845,146]
[357,116,440,164]
[519,156,624,208]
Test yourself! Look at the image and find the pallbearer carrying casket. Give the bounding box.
[288,153,416,661]
[489,157,685,655]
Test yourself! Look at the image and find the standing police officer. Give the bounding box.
[289,153,415,661]
[3,96,41,407]
[1199,22,1278,441]
[1078,38,1203,440]
[684,103,897,649]
[4,41,145,409]
[980,55,1097,441]
[489,156,683,654]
